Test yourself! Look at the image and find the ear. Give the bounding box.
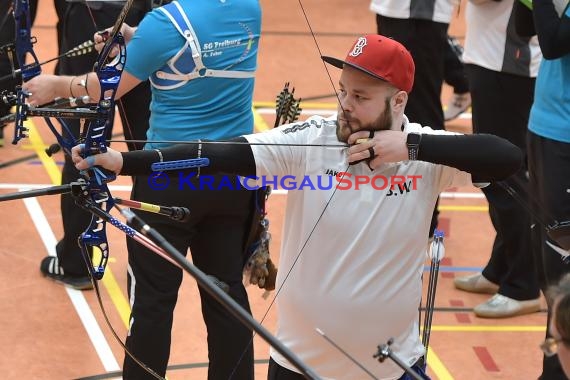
[391,91,408,112]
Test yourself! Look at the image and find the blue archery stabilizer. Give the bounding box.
[151,158,210,171]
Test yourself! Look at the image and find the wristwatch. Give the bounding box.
[406,132,421,160]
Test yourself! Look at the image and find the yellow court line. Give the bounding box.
[27,120,131,328]
[430,325,546,332]
[253,106,271,132]
[102,261,131,328]
[424,325,546,379]
[19,143,50,151]
[427,347,454,380]
[438,205,488,212]
[27,121,61,185]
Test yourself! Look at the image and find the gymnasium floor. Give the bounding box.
[0,1,548,379]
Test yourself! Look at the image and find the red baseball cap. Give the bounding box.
[322,34,415,93]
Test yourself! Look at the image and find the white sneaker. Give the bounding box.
[444,93,471,121]
[474,294,541,318]
[454,273,499,294]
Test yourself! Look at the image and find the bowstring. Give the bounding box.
[229,3,356,377]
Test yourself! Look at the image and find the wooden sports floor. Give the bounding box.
[0,0,549,379]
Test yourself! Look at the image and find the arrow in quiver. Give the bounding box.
[274,82,302,128]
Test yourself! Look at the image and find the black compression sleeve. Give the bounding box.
[120,137,256,176]
[533,0,570,59]
[417,133,522,181]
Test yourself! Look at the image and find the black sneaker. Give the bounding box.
[40,256,93,290]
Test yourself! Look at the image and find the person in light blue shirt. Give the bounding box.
[523,0,570,379]
[126,0,258,146]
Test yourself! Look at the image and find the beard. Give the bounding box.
[336,98,393,143]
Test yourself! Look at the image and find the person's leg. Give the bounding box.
[39,118,94,289]
[189,178,255,380]
[530,133,570,379]
[56,120,94,275]
[443,36,471,121]
[443,36,469,94]
[463,65,540,316]
[481,214,507,285]
[122,177,191,379]
[123,175,255,379]
[536,137,570,289]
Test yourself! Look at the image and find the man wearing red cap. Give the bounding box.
[72,35,523,379]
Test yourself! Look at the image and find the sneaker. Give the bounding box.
[474,294,541,318]
[444,92,471,121]
[454,273,499,294]
[40,256,93,290]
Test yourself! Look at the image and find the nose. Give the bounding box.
[338,93,353,113]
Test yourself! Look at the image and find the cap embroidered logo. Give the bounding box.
[349,37,367,58]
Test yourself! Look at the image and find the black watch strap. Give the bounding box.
[406,132,421,161]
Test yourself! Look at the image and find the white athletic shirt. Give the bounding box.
[245,115,471,379]
[369,0,459,23]
[463,0,542,77]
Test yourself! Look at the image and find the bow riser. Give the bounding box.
[78,38,127,278]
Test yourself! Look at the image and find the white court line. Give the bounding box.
[22,195,120,372]
[1,183,485,199]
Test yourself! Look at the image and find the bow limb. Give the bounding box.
[77,37,126,279]
[11,0,38,144]
[12,0,39,81]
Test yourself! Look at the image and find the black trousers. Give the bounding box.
[376,15,447,130]
[528,132,570,380]
[466,64,539,300]
[123,174,255,379]
[376,15,448,236]
[55,2,151,275]
[444,37,469,94]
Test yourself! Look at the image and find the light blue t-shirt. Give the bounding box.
[124,0,261,148]
[528,5,570,143]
